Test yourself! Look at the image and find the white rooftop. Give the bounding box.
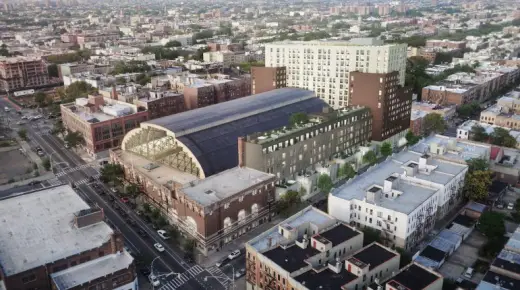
[51,251,133,290]
[411,135,490,162]
[0,185,114,276]
[182,167,275,206]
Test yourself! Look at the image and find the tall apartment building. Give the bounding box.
[0,56,49,92]
[350,71,412,143]
[239,106,372,181]
[0,185,136,290]
[264,38,407,109]
[246,206,401,290]
[251,66,287,94]
[329,138,468,249]
[61,93,148,156]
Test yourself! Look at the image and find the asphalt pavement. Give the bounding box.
[0,98,230,290]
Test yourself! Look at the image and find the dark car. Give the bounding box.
[138,229,148,238]
[28,180,41,186]
[139,268,151,276]
[108,195,115,202]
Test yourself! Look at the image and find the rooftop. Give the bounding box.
[452,214,476,228]
[477,270,520,290]
[263,245,319,273]
[410,135,489,163]
[494,250,520,275]
[181,167,275,207]
[351,243,397,271]
[294,265,358,289]
[0,185,114,276]
[51,251,133,289]
[318,224,361,246]
[419,245,447,263]
[386,263,441,290]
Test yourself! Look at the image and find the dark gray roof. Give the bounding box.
[147,88,328,176]
[146,88,317,136]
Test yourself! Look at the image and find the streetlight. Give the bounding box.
[150,256,180,288]
[203,270,235,290]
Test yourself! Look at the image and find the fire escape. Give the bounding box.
[413,212,425,245]
[381,217,394,246]
[246,257,256,286]
[263,270,277,290]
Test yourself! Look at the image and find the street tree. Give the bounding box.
[380,142,392,157]
[471,125,489,142]
[18,129,27,141]
[317,174,333,193]
[405,131,420,145]
[165,40,182,47]
[53,121,66,137]
[183,238,196,261]
[34,92,47,107]
[42,157,51,171]
[276,190,302,216]
[338,163,356,179]
[100,163,124,186]
[289,112,309,127]
[64,131,84,150]
[423,113,446,135]
[478,211,505,237]
[466,158,489,173]
[125,183,140,198]
[463,170,492,201]
[490,128,517,148]
[363,150,377,165]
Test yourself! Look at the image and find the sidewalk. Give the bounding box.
[0,172,55,191]
[198,216,284,268]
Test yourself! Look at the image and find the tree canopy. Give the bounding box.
[164,40,182,47]
[423,113,446,136]
[466,158,489,173]
[471,125,489,142]
[317,174,333,193]
[380,142,392,157]
[405,131,421,145]
[100,163,124,186]
[457,102,480,118]
[34,92,47,107]
[112,61,151,75]
[64,131,84,150]
[463,170,492,201]
[61,81,98,102]
[289,112,309,127]
[490,128,517,148]
[479,212,505,238]
[338,163,356,179]
[363,150,377,165]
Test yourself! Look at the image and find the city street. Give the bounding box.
[0,99,234,290]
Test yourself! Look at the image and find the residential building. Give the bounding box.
[135,90,185,120]
[410,110,428,136]
[368,262,443,290]
[246,206,401,290]
[426,39,467,50]
[239,106,372,183]
[170,74,252,110]
[0,185,136,290]
[59,63,112,78]
[60,93,148,156]
[350,71,412,143]
[76,32,120,45]
[203,51,248,65]
[264,38,407,109]
[422,66,520,105]
[117,88,327,179]
[251,66,287,94]
[329,141,469,249]
[412,102,456,121]
[480,91,520,130]
[160,34,193,46]
[0,56,49,92]
[207,42,243,52]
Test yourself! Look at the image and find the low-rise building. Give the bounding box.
[426,39,467,50]
[368,262,444,290]
[246,206,402,290]
[203,51,248,66]
[76,32,120,45]
[412,102,456,121]
[61,93,148,156]
[0,185,136,290]
[240,106,372,186]
[329,139,469,249]
[135,90,185,120]
[59,63,112,78]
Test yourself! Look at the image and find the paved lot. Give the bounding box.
[0,146,33,183]
[439,230,487,283]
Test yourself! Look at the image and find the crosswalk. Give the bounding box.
[73,174,100,186]
[46,178,62,186]
[55,164,92,177]
[206,266,231,288]
[159,265,205,290]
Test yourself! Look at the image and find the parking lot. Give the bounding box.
[439,230,488,283]
[0,146,34,183]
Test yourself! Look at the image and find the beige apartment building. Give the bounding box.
[480,90,520,129]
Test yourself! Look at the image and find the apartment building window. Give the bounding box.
[224,203,230,209]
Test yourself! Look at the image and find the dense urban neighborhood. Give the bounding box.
[1,0,520,290]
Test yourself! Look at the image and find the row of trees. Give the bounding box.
[112,61,151,75]
[46,49,91,64]
[55,81,98,103]
[471,126,517,148]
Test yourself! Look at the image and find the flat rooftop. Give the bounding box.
[410,135,489,162]
[294,265,358,289]
[248,206,335,253]
[351,243,397,271]
[263,245,319,273]
[113,149,198,187]
[318,224,360,246]
[477,270,520,290]
[387,263,441,290]
[51,251,133,289]
[181,166,274,207]
[494,250,520,275]
[0,185,114,276]
[420,245,446,263]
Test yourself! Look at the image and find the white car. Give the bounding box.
[228,249,241,260]
[154,243,165,252]
[157,229,170,240]
[507,203,514,210]
[21,115,28,120]
[148,274,160,286]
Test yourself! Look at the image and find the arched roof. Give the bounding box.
[144,88,328,176]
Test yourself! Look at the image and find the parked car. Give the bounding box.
[28,180,41,186]
[148,274,160,286]
[463,267,474,279]
[235,268,246,279]
[228,249,241,260]
[508,203,514,210]
[21,115,28,120]
[138,229,148,238]
[110,187,118,193]
[154,243,165,252]
[216,257,229,268]
[157,229,170,240]
[496,203,504,209]
[120,197,129,203]
[139,268,151,276]
[37,150,45,156]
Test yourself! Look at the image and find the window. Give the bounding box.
[238,196,244,202]
[79,256,91,263]
[224,203,230,209]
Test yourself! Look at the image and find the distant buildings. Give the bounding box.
[426,39,467,50]
[264,38,407,109]
[245,206,401,290]
[135,90,185,120]
[480,90,520,129]
[0,185,136,290]
[0,56,49,92]
[60,93,148,156]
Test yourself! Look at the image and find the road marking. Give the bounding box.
[206,266,231,288]
[158,265,205,290]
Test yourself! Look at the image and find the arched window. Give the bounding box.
[251,204,259,216]
[223,217,232,229]
[238,210,247,221]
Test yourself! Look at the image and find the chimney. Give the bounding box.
[111,85,118,100]
[419,154,429,170]
[237,136,245,167]
[74,207,104,228]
